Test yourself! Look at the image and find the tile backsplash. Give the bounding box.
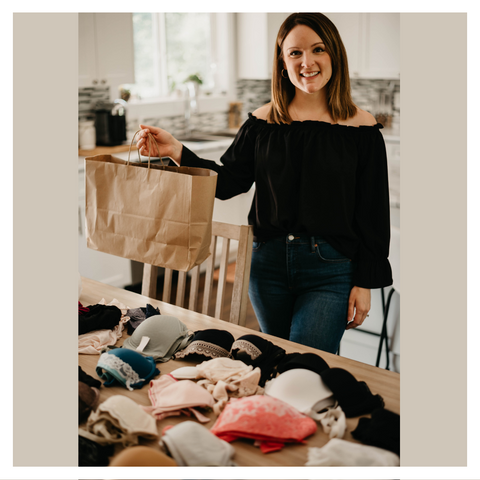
[134,111,229,140]
[236,79,271,122]
[235,78,400,125]
[79,77,400,139]
[78,86,110,123]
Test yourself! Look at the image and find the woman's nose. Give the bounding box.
[301,52,315,67]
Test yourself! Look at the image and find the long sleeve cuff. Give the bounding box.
[353,254,393,289]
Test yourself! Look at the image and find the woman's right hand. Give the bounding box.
[135,124,183,166]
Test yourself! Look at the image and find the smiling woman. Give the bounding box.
[136,12,393,355]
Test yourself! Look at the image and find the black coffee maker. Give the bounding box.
[94,99,127,146]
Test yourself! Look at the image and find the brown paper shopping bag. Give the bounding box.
[84,131,218,272]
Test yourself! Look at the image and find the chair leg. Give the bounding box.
[141,264,158,298]
[381,287,386,316]
[376,287,395,369]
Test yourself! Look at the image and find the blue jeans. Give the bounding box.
[248,234,355,354]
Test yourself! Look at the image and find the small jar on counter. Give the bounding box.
[79,120,96,150]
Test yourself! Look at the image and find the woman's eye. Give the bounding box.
[314,47,325,53]
[289,50,301,56]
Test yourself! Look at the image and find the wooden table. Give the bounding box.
[79,277,400,467]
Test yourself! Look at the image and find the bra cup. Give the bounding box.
[122,315,194,361]
[265,368,335,414]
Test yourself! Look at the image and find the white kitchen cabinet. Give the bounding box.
[236,13,289,79]
[236,13,399,81]
[325,13,400,79]
[79,13,135,97]
[325,13,363,76]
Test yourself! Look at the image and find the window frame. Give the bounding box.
[127,12,235,107]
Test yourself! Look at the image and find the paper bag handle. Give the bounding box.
[128,129,167,168]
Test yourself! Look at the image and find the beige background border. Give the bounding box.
[13,13,79,466]
[400,12,467,466]
[12,10,467,471]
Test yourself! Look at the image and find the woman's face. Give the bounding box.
[282,24,332,96]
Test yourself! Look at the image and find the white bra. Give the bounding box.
[264,368,346,438]
[265,368,335,416]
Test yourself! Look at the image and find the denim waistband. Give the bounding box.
[269,233,325,252]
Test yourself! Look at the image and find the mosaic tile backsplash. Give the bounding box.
[78,86,110,123]
[234,78,400,125]
[79,77,400,139]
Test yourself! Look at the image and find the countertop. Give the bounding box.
[381,126,400,143]
[78,136,234,172]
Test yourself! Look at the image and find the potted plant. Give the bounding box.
[184,73,203,85]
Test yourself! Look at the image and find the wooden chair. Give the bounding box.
[141,221,254,326]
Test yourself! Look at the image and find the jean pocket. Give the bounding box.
[315,241,351,263]
[252,240,265,252]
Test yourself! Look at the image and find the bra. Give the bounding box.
[122,314,194,362]
[264,368,336,418]
[96,347,159,391]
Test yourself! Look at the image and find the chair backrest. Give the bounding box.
[141,221,254,326]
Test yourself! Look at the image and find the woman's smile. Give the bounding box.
[300,71,320,78]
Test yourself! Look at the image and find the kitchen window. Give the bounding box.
[125,12,231,101]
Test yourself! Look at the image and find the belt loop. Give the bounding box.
[310,236,316,253]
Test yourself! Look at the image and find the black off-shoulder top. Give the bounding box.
[180,113,393,289]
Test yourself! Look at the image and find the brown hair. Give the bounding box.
[267,13,357,124]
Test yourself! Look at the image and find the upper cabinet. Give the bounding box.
[79,13,135,97]
[236,13,400,81]
[236,13,289,80]
[325,13,400,79]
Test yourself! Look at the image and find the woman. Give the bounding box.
[136,13,393,354]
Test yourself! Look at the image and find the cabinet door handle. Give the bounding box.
[101,79,106,84]
[92,79,98,85]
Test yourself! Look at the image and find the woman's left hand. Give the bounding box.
[346,287,371,329]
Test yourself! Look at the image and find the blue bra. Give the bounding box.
[96,348,159,391]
